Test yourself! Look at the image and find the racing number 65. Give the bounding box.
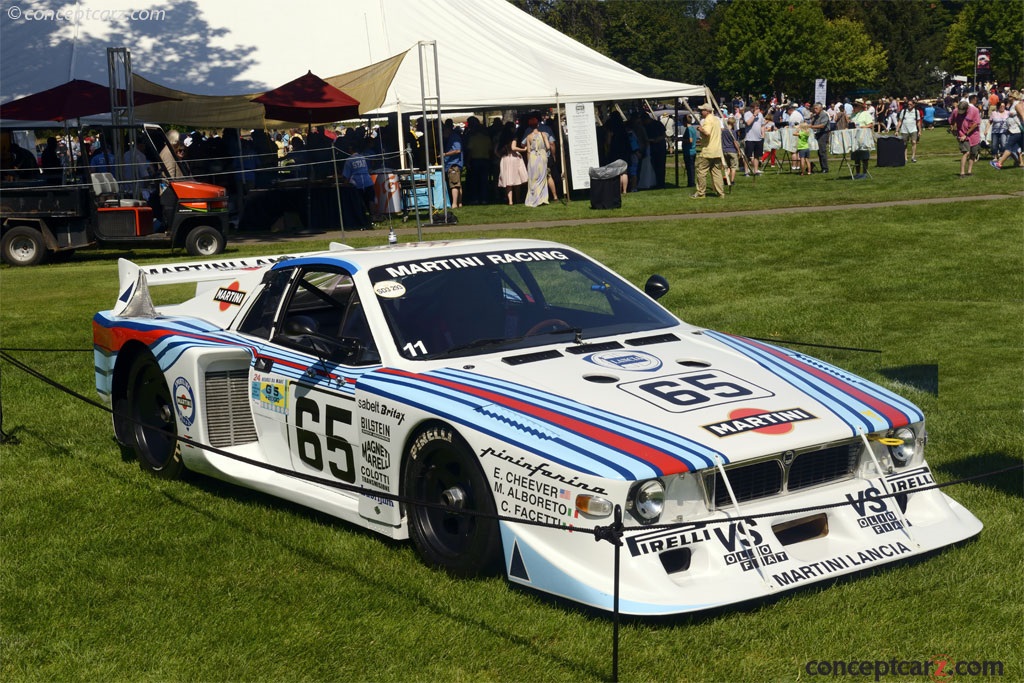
[640,373,753,407]
[294,396,356,483]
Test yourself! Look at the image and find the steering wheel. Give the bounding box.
[525,318,571,336]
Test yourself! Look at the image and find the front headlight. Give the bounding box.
[887,426,924,467]
[627,479,665,524]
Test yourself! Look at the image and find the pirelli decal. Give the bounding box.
[702,408,817,437]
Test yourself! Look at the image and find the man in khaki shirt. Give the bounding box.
[692,103,724,198]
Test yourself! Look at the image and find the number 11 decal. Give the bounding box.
[403,340,428,357]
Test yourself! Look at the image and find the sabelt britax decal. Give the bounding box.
[702,408,818,437]
[583,350,662,372]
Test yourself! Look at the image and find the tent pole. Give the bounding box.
[396,102,407,171]
[555,96,568,202]
[332,143,345,239]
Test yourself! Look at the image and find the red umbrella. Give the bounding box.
[252,71,360,124]
[0,79,175,122]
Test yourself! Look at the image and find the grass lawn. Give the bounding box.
[1,152,1022,680]
[406,127,1024,227]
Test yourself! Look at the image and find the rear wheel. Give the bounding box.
[125,355,184,479]
[1,227,48,266]
[184,225,226,257]
[403,425,502,577]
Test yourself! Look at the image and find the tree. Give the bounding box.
[819,18,888,97]
[603,1,716,84]
[944,0,1024,86]
[714,0,830,100]
[854,0,956,97]
[510,0,718,90]
[511,0,610,55]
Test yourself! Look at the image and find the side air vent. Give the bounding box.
[205,369,258,448]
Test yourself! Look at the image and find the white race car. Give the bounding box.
[93,239,981,615]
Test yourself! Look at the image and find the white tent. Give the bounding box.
[2,0,702,116]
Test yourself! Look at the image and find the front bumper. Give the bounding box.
[500,466,982,615]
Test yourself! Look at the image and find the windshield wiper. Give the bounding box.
[443,337,511,355]
[532,326,585,344]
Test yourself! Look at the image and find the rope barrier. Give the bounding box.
[12,147,408,194]
[1,347,1019,532]
[1,348,1020,682]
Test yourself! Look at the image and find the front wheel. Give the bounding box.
[184,225,226,257]
[1,226,48,266]
[403,425,502,577]
[125,355,184,479]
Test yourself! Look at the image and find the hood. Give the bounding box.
[361,327,922,481]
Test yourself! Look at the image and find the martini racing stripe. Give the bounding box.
[708,332,899,433]
[707,332,920,431]
[434,367,724,470]
[736,335,922,424]
[360,370,642,479]
[381,368,691,476]
[375,368,701,477]
[94,316,369,393]
[707,332,879,433]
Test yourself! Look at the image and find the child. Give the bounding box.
[760,118,778,168]
[796,123,812,175]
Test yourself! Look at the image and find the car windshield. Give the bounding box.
[368,247,677,360]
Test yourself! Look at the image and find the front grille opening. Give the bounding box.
[772,513,829,546]
[659,548,691,574]
[710,460,783,507]
[788,444,858,491]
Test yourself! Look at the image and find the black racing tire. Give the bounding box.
[125,354,184,479]
[1,226,48,267]
[184,225,226,257]
[403,425,502,577]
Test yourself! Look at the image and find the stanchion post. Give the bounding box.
[612,504,622,683]
[594,505,625,682]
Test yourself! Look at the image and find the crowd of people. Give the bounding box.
[668,83,1022,194]
[4,81,1020,221]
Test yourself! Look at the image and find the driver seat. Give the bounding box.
[91,172,147,207]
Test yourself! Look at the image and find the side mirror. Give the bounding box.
[644,274,670,300]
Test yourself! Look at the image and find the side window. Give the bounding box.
[339,293,380,366]
[278,270,353,338]
[273,268,377,366]
[238,268,294,339]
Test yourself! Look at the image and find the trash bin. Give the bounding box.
[876,136,905,167]
[589,159,626,210]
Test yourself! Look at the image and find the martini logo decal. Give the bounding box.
[173,376,196,427]
[214,281,245,311]
[702,408,817,437]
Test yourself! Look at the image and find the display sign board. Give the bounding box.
[814,79,827,107]
[564,102,600,190]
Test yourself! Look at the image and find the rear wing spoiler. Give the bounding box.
[113,243,352,317]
